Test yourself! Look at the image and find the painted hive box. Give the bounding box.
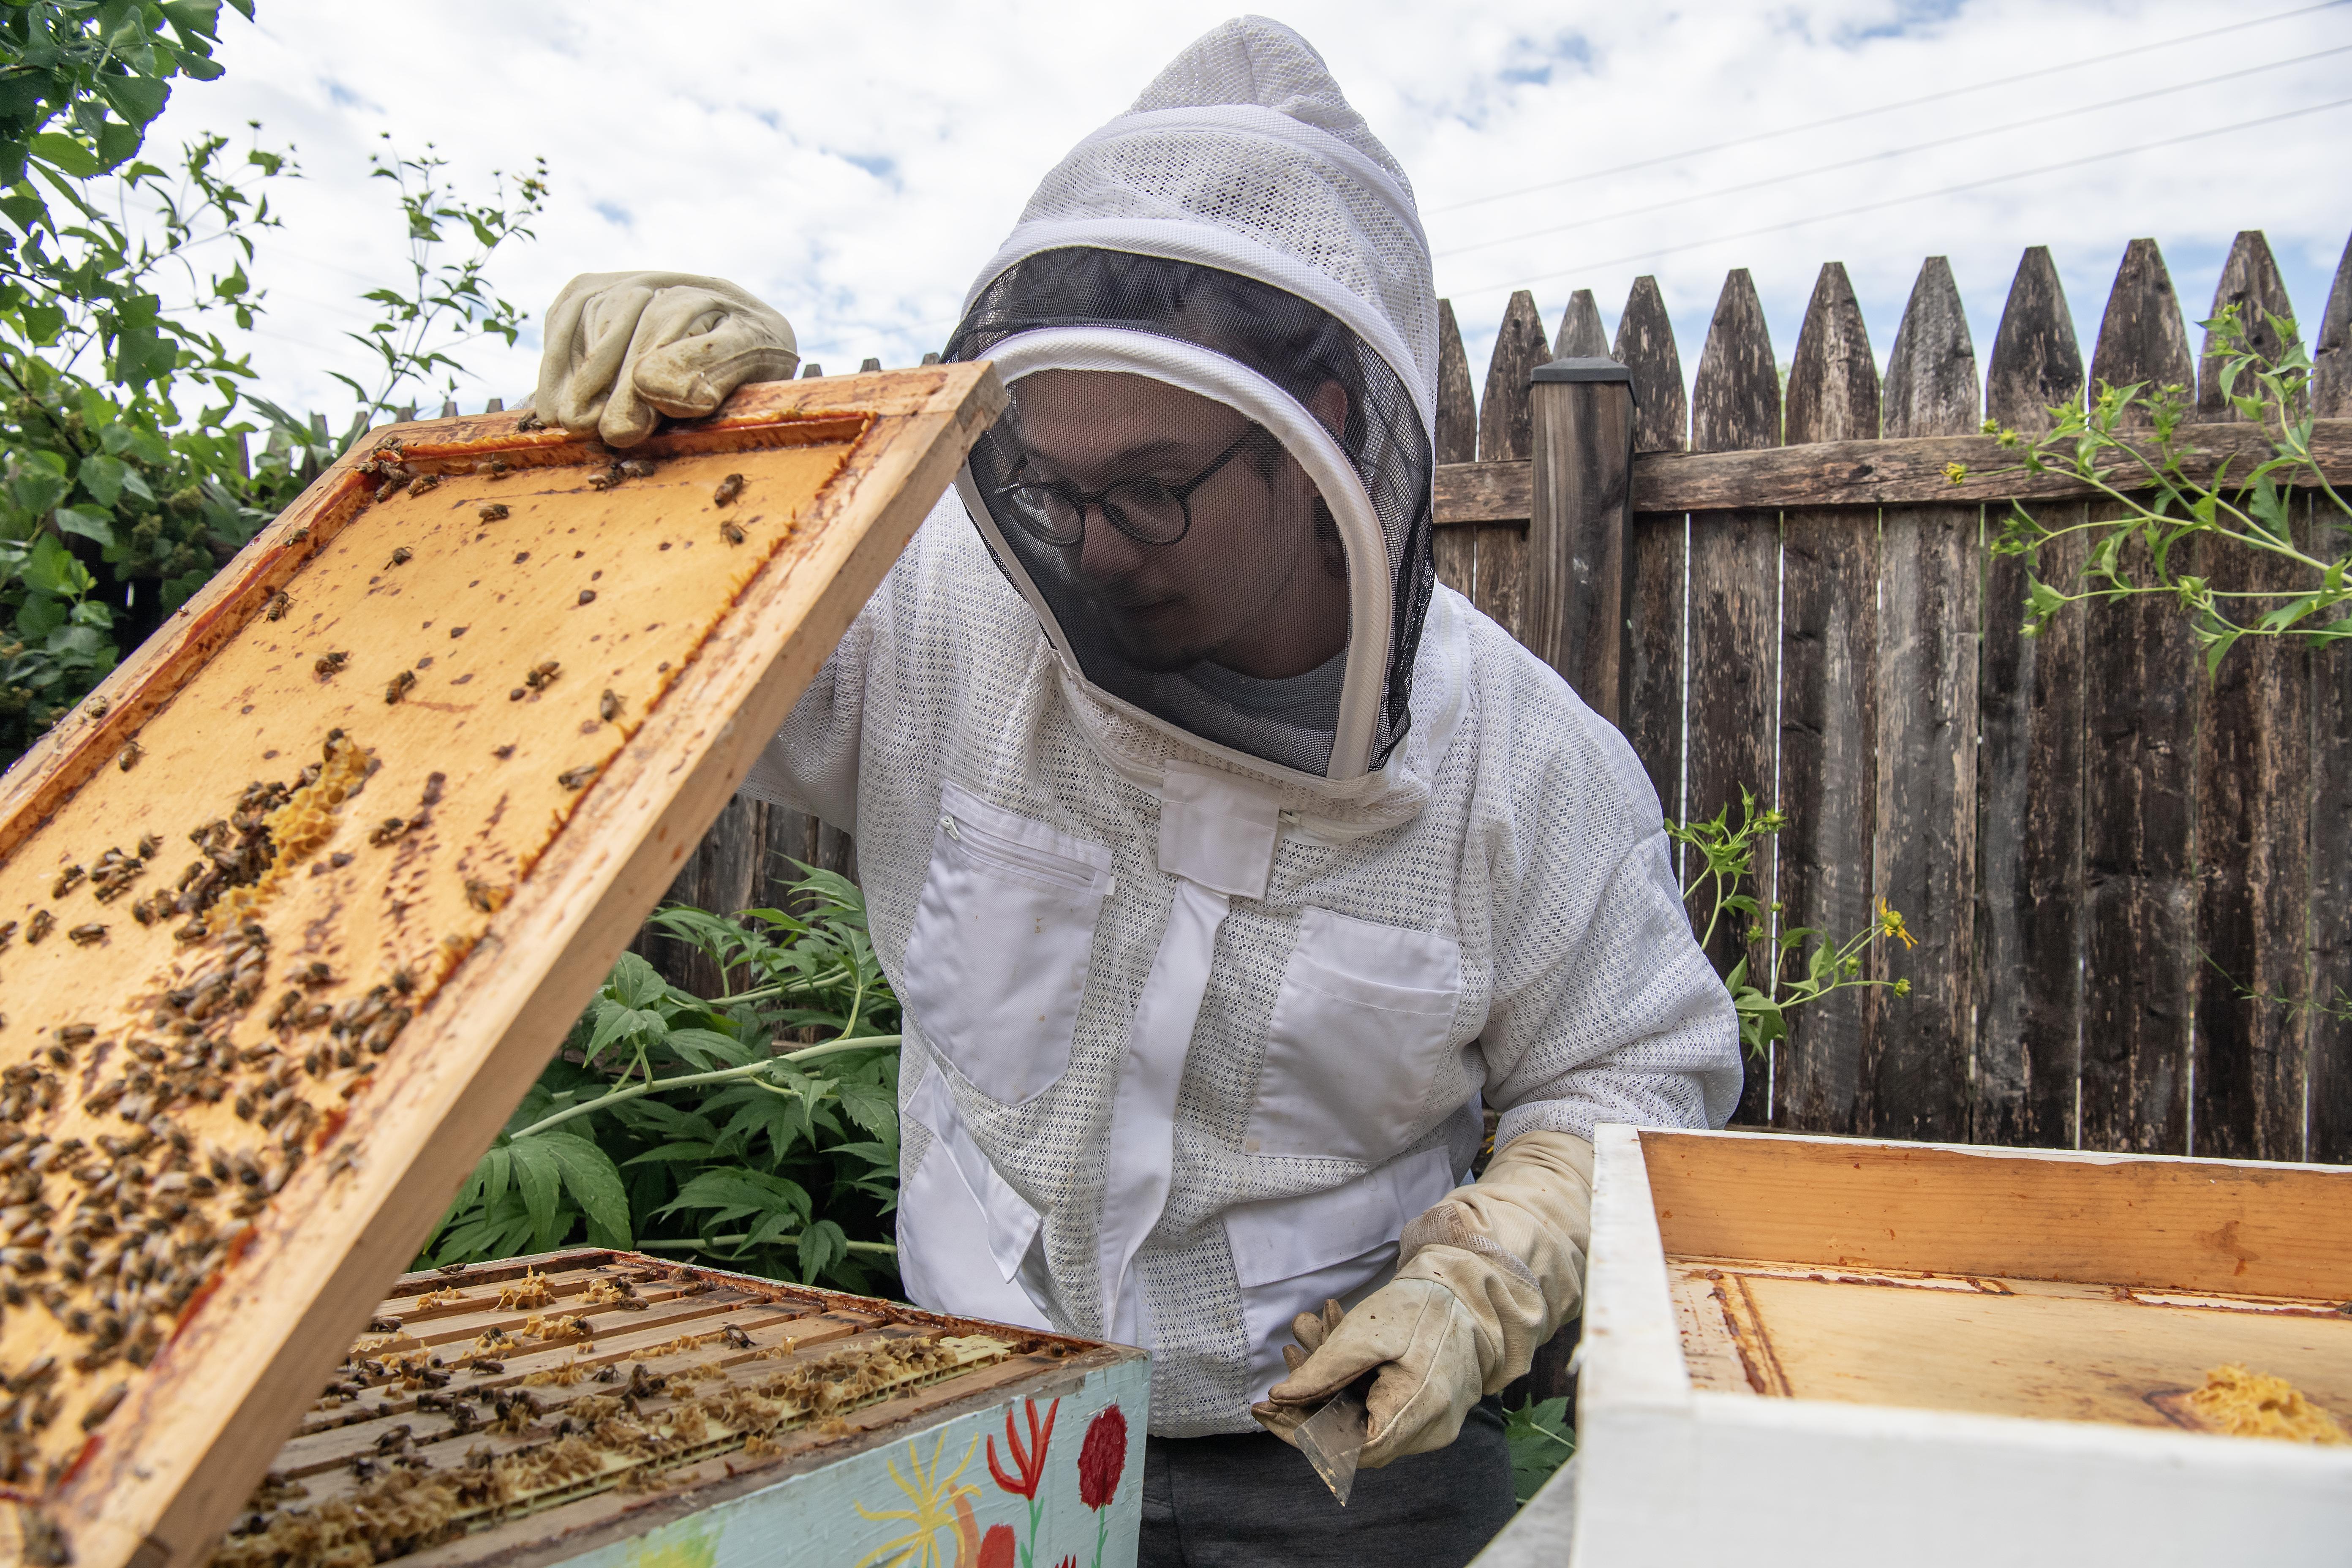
[1541,1127,2352,1568]
[208,1250,1148,1568]
[0,369,1004,1568]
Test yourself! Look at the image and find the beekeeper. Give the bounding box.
[534,16,1739,1564]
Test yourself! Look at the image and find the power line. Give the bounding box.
[1445,94,2352,304]
[1435,44,2352,261]
[1424,0,2350,218]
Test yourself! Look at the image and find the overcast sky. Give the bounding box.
[144,0,2352,438]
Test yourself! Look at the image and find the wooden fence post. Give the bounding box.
[1462,290,1550,638]
[2080,237,2199,1155]
[1870,256,1979,1141]
[2191,231,2311,1161]
[1687,267,1782,1123]
[1526,357,1635,722]
[1976,245,2087,1149]
[2313,230,2352,1163]
[1554,289,1608,358]
[1776,261,1881,1133]
[1616,276,1689,821]
[1433,299,1480,607]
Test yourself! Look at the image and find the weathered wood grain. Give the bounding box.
[1470,523,1527,641]
[1437,298,1479,466]
[1618,276,1688,458]
[1975,245,2087,1149]
[2319,232,2352,421]
[1435,299,1482,603]
[1431,421,2352,527]
[1617,278,1689,816]
[1528,368,1636,720]
[1869,256,1979,1143]
[2314,480,2352,1162]
[2080,238,2199,1156]
[2191,232,2310,1161]
[1775,261,1881,1135]
[1481,289,1551,463]
[1556,288,1609,358]
[1688,268,1781,1122]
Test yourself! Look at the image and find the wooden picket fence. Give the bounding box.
[1435,228,2352,1165]
[598,231,2352,1168]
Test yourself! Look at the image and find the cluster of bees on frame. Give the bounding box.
[0,730,451,1485]
[0,434,763,1491]
[213,1289,1009,1568]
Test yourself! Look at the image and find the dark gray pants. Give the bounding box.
[1139,1398,1516,1568]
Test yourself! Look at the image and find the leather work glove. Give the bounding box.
[1251,1130,1594,1468]
[535,271,799,448]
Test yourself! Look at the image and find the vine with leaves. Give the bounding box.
[421,868,907,1296]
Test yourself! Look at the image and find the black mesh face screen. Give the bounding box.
[946,248,1435,778]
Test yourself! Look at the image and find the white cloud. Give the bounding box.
[146,0,2352,435]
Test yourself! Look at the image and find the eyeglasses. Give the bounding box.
[991,428,1263,549]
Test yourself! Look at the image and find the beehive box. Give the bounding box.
[0,369,1004,1568]
[205,1250,1147,1568]
[1529,1127,2352,1568]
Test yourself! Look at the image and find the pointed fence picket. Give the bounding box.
[1429,227,2352,1165]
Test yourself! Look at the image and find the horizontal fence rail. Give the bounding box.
[1429,227,2352,1166]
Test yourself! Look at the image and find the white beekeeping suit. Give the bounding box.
[729,17,1743,1442]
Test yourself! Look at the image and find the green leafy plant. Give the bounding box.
[1970,302,2351,673]
[420,868,905,1294]
[1668,787,1913,1061]
[1503,1394,1574,1505]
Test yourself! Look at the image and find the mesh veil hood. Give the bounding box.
[945,16,1441,789]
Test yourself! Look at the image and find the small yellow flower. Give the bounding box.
[1876,898,1917,950]
[1943,461,1969,486]
[1893,978,1913,997]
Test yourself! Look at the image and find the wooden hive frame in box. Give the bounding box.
[207,1250,1147,1568]
[0,368,1004,1568]
[1522,1126,2352,1568]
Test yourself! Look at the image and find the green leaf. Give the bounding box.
[1503,1396,1574,1506]
[23,533,93,598]
[797,1220,848,1284]
[541,1131,632,1248]
[8,465,73,518]
[75,453,130,506]
[509,1136,569,1252]
[28,133,101,180]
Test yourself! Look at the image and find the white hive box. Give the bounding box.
[1505,1126,2352,1567]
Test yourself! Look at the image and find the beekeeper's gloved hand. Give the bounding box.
[535,272,799,448]
[1251,1131,1594,1468]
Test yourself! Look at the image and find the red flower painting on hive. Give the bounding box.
[987,1397,1059,1568]
[1077,1405,1127,1568]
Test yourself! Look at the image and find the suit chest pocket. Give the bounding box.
[898,782,1113,1105]
[1245,907,1464,1165]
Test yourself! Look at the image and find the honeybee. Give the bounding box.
[477,503,509,523]
[721,521,746,546]
[368,818,408,847]
[525,661,560,691]
[474,458,510,478]
[515,411,545,433]
[409,474,441,497]
[53,865,84,896]
[617,457,656,479]
[137,833,159,858]
[463,879,507,914]
[599,689,621,722]
[315,651,349,678]
[66,924,106,946]
[0,921,15,948]
[387,547,413,568]
[266,591,292,621]
[385,670,417,705]
[556,764,597,790]
[493,744,515,760]
[421,773,446,807]
[375,476,408,503]
[713,473,744,506]
[26,911,54,945]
